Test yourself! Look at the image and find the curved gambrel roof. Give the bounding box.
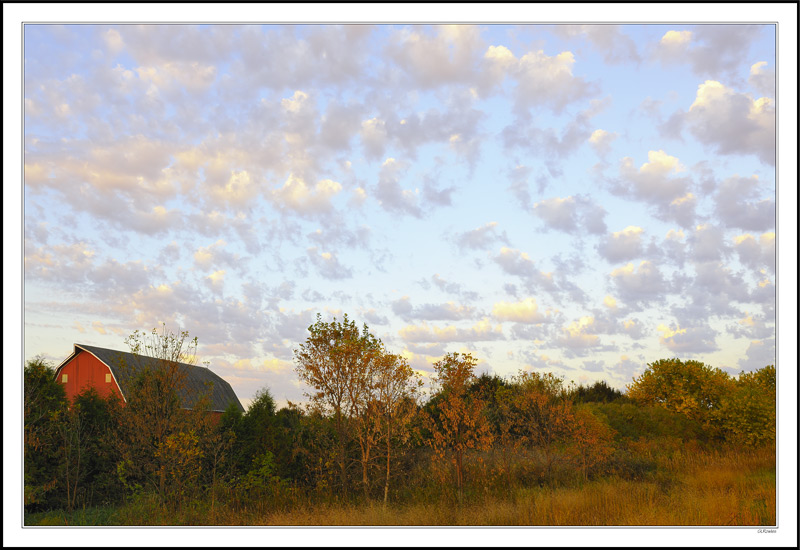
[56,344,244,413]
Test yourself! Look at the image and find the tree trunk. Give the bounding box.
[159,465,166,505]
[362,443,370,499]
[335,411,347,496]
[456,450,463,504]
[72,443,81,511]
[383,436,391,506]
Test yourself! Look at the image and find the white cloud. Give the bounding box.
[306,247,352,280]
[714,175,775,231]
[273,174,342,215]
[588,129,618,155]
[103,28,125,54]
[660,30,692,48]
[748,61,775,97]
[653,25,764,80]
[532,195,607,235]
[456,221,508,250]
[619,150,687,200]
[533,196,579,233]
[622,318,646,340]
[193,239,239,270]
[388,25,485,89]
[615,150,694,224]
[493,247,556,292]
[666,192,698,229]
[492,298,548,324]
[399,318,504,343]
[25,242,96,283]
[281,90,310,114]
[360,117,388,161]
[727,311,774,341]
[374,158,422,218]
[206,269,226,290]
[318,101,362,152]
[553,25,641,64]
[502,98,609,165]
[598,226,645,262]
[556,316,600,351]
[212,170,259,208]
[392,297,476,322]
[657,323,718,353]
[509,49,592,112]
[688,223,729,263]
[737,339,775,371]
[685,80,775,165]
[610,261,668,305]
[733,232,775,274]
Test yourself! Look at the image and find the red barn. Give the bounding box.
[54,343,245,416]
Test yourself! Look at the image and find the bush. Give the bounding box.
[587,402,706,444]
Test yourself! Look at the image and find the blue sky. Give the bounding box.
[19,21,784,412]
[6,4,798,547]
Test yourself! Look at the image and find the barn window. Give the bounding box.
[61,374,68,383]
[105,373,112,383]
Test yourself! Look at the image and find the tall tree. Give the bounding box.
[114,324,211,506]
[70,387,123,508]
[626,358,733,437]
[369,351,421,505]
[424,352,493,502]
[23,357,68,510]
[496,371,575,486]
[294,313,381,495]
[719,365,776,446]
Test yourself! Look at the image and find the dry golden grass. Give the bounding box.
[48,445,773,526]
[243,475,773,526]
[247,446,775,527]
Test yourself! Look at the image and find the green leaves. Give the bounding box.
[24,357,69,511]
[718,365,775,446]
[627,359,775,446]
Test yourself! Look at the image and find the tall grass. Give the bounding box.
[25,445,774,526]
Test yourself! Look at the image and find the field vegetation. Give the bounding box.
[23,318,776,526]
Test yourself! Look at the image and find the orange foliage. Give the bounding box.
[424,353,494,501]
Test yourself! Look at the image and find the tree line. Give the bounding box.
[24,315,776,515]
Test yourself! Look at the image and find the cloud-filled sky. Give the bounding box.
[5,3,798,547]
[18,20,784,410]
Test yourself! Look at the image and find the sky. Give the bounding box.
[6,4,798,548]
[19,20,786,412]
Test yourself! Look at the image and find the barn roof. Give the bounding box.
[58,344,245,413]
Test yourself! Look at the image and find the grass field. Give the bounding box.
[25,445,775,527]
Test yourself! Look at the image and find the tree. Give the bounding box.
[71,387,122,507]
[719,365,775,446]
[424,352,494,502]
[571,380,626,403]
[294,313,382,495]
[496,371,575,486]
[228,386,279,475]
[56,404,86,512]
[114,324,211,506]
[626,358,733,437]
[566,408,616,481]
[369,351,421,505]
[24,357,68,510]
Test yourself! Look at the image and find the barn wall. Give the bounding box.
[58,351,124,402]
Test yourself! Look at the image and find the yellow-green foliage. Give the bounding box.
[719,366,775,446]
[626,358,733,434]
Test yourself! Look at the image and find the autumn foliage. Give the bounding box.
[24,319,777,525]
[423,353,493,501]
